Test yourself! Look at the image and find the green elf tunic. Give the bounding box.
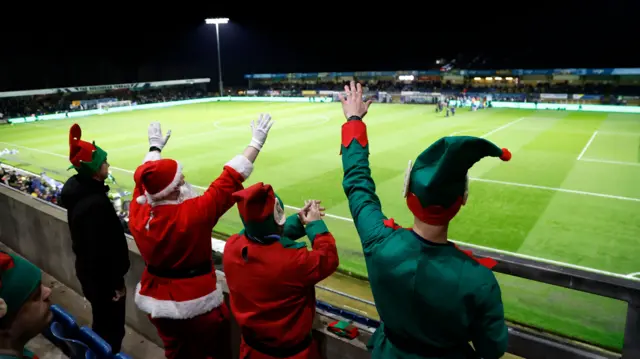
[340,119,509,359]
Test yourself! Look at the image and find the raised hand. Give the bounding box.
[338,80,373,120]
[249,113,274,151]
[148,122,172,150]
[299,200,325,225]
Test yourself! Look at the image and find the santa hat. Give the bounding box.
[232,182,287,240]
[403,136,511,225]
[133,159,183,204]
[0,252,42,323]
[67,124,108,176]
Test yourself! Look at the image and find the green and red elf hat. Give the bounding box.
[233,182,287,240]
[0,252,42,323]
[403,136,511,225]
[68,124,108,176]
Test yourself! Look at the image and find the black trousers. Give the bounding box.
[79,278,126,353]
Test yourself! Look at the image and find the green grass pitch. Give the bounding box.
[2,102,640,351]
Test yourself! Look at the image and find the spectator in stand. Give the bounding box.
[0,251,53,359]
[128,117,272,359]
[59,124,130,353]
[224,184,338,359]
[338,81,509,359]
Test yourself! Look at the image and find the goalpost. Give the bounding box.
[97,100,133,112]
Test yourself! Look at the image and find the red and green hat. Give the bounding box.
[403,136,511,225]
[233,182,287,239]
[0,252,42,322]
[68,124,108,176]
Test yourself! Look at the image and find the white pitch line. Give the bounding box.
[577,131,598,161]
[469,177,640,202]
[480,117,525,138]
[3,161,640,281]
[579,158,640,167]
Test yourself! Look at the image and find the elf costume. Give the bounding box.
[129,146,253,359]
[0,252,45,359]
[223,183,339,359]
[341,119,510,359]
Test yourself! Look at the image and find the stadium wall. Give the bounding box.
[0,184,372,359]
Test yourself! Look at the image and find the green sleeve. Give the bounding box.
[470,278,509,359]
[340,120,392,250]
[282,214,305,240]
[305,220,329,245]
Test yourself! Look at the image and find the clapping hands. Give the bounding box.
[298,200,325,225]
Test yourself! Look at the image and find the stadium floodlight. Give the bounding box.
[205,18,230,95]
[205,18,229,24]
[494,76,503,80]
[505,77,514,81]
[399,75,415,81]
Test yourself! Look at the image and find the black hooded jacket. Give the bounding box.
[60,174,130,291]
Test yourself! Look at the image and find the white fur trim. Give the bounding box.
[143,151,162,163]
[225,155,253,179]
[136,195,147,204]
[134,283,224,319]
[148,161,183,201]
[402,160,413,198]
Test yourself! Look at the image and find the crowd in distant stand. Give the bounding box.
[251,80,640,97]
[0,164,131,234]
[0,85,208,118]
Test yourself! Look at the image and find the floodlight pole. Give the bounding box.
[214,24,224,96]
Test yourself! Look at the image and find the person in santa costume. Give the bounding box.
[0,251,52,359]
[128,114,274,359]
[223,182,338,359]
[338,81,509,359]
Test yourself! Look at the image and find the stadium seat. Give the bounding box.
[113,353,133,359]
[49,321,97,359]
[79,326,112,358]
[50,304,80,331]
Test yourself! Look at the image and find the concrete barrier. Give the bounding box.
[0,184,371,358]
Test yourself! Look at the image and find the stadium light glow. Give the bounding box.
[495,76,503,80]
[399,75,415,81]
[473,77,482,81]
[205,18,229,24]
[506,77,514,81]
[485,77,493,81]
[205,18,230,96]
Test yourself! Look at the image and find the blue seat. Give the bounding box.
[50,304,80,331]
[113,354,133,359]
[49,321,97,359]
[79,326,112,359]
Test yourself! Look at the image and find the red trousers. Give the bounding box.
[150,304,231,359]
[239,337,321,359]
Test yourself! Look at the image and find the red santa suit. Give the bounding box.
[223,183,339,359]
[129,150,253,359]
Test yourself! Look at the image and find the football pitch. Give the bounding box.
[2,102,640,351]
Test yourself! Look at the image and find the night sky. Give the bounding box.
[1,3,637,91]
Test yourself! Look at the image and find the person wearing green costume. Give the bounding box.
[0,251,52,359]
[339,81,510,359]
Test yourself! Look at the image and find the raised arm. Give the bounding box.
[188,114,274,226]
[339,81,392,250]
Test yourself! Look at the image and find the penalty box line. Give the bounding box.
[3,161,640,282]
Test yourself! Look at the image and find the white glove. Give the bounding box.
[249,114,274,151]
[148,122,172,150]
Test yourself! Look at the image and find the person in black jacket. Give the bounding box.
[60,123,130,353]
